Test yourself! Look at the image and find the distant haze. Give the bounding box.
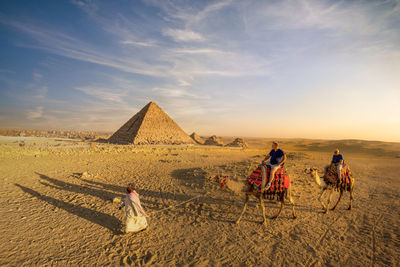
[0,1,399,142]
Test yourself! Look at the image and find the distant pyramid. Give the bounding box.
[190,132,205,144]
[108,101,194,145]
[204,135,224,146]
[226,138,248,148]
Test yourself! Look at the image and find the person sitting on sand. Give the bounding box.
[261,141,287,190]
[331,149,344,179]
[119,183,148,233]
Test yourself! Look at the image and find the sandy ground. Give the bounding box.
[0,136,399,266]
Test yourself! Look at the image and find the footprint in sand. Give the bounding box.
[143,251,155,264]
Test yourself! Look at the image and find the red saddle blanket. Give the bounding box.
[323,164,352,189]
[247,165,290,193]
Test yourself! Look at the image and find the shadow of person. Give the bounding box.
[38,173,168,212]
[73,176,125,193]
[15,184,122,234]
[36,172,123,202]
[77,176,190,204]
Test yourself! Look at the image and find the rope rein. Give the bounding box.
[147,195,202,216]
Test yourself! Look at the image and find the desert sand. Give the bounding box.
[0,136,399,266]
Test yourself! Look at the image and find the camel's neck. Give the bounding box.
[313,172,323,186]
[225,179,247,194]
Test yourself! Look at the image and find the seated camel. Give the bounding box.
[215,164,296,226]
[305,165,355,214]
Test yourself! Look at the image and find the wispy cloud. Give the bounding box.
[26,106,43,120]
[0,18,169,77]
[244,0,400,51]
[148,0,232,27]
[74,86,127,103]
[162,28,205,42]
[73,74,143,105]
[172,48,224,55]
[120,40,157,47]
[151,87,209,99]
[1,0,399,140]
[28,71,49,99]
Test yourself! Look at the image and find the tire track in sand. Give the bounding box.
[371,213,383,267]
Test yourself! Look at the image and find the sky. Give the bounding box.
[0,0,399,142]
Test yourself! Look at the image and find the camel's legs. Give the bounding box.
[331,189,343,211]
[348,188,354,210]
[272,200,284,220]
[236,194,249,224]
[324,189,334,214]
[318,189,327,210]
[258,196,267,225]
[288,190,297,219]
[273,188,296,219]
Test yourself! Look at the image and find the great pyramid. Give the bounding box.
[108,101,194,145]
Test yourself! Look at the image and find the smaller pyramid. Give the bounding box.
[190,132,205,144]
[204,135,224,146]
[108,101,194,145]
[226,138,248,148]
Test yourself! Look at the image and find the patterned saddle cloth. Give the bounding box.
[323,164,352,189]
[247,165,290,193]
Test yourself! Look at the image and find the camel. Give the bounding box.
[305,167,355,213]
[215,165,296,226]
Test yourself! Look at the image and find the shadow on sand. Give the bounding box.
[29,170,301,229]
[15,183,122,234]
[37,172,122,201]
[171,167,207,191]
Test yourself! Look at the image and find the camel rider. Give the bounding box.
[261,141,287,190]
[331,149,344,179]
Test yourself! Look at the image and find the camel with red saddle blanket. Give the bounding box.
[305,164,355,214]
[215,164,296,226]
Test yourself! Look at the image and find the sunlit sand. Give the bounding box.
[1,133,399,265]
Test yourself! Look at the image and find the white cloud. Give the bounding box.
[246,0,400,38]
[152,87,209,99]
[172,48,223,55]
[120,40,157,47]
[162,28,205,42]
[148,0,232,27]
[26,106,43,120]
[0,18,169,77]
[177,79,191,87]
[74,86,127,103]
[2,0,399,140]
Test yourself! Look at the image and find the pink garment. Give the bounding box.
[127,191,148,217]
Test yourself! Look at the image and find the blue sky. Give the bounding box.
[0,0,399,141]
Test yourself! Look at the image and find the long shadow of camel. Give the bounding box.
[15,184,122,234]
[78,177,249,222]
[36,171,267,225]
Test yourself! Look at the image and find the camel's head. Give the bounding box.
[215,174,230,189]
[304,167,318,177]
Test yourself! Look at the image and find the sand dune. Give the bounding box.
[0,136,399,266]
